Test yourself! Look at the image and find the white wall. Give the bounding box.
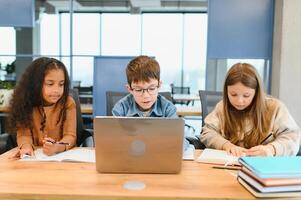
[272,0,301,127]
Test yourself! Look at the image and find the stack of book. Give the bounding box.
[238,156,301,198]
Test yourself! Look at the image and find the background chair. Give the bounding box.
[170,83,192,105]
[106,91,128,116]
[0,133,16,154]
[199,90,223,127]
[184,90,223,149]
[70,89,94,147]
[76,86,93,104]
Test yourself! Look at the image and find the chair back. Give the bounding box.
[106,91,128,116]
[69,89,93,146]
[158,91,173,102]
[170,84,191,105]
[171,86,190,95]
[0,133,16,154]
[78,86,93,95]
[199,90,223,126]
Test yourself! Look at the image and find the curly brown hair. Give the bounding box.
[7,57,70,134]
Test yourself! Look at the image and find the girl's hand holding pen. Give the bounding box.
[43,137,61,156]
[246,132,275,156]
[246,144,275,156]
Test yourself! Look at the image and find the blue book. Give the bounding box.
[239,156,301,179]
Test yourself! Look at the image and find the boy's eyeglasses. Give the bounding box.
[131,86,159,96]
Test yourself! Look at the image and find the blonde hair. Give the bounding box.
[223,63,270,148]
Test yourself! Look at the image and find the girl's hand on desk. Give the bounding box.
[10,144,34,159]
[223,142,247,157]
[246,144,275,156]
[20,144,34,157]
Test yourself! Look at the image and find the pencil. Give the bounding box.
[46,140,70,146]
[212,166,241,170]
[260,132,273,144]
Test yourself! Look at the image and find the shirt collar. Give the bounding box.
[127,95,164,117]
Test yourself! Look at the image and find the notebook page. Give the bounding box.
[196,148,240,165]
[20,148,95,163]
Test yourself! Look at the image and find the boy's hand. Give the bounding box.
[222,142,247,157]
[246,144,275,156]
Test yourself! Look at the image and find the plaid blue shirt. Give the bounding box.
[112,94,177,117]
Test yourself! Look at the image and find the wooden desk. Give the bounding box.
[172,94,200,102]
[176,105,202,116]
[0,148,257,200]
[80,103,93,114]
[0,106,9,113]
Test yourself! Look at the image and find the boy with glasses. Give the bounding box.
[112,55,176,117]
[112,55,190,150]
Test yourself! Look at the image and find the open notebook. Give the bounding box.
[196,148,240,166]
[20,148,95,163]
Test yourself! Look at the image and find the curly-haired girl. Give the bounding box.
[8,57,76,158]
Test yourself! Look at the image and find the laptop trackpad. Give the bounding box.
[129,140,145,156]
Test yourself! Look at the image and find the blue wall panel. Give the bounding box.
[93,56,134,116]
[0,0,34,27]
[207,0,274,59]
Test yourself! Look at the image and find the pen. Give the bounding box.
[212,166,241,170]
[46,139,70,146]
[260,132,273,144]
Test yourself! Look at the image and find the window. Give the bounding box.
[142,14,182,89]
[39,12,208,92]
[101,13,140,56]
[61,13,100,86]
[0,27,16,80]
[183,14,207,93]
[40,13,59,56]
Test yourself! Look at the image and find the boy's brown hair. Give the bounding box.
[126,55,160,86]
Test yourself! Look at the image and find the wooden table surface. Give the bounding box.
[175,105,202,116]
[0,148,264,200]
[172,94,200,101]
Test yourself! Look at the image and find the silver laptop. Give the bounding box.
[94,116,184,174]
